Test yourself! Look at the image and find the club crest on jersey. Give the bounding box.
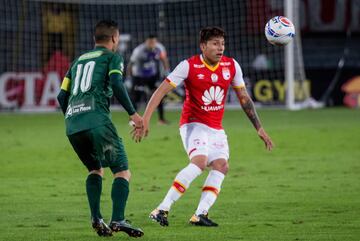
[211,73,218,83]
[222,67,230,80]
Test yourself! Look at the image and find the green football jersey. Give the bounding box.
[61,46,124,135]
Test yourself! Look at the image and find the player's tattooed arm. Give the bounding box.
[236,87,261,130]
[235,86,274,151]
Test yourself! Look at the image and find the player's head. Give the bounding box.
[145,34,158,50]
[199,26,225,64]
[94,20,120,52]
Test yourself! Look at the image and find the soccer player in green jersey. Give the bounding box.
[57,20,144,238]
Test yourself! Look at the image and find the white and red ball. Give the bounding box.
[265,16,295,46]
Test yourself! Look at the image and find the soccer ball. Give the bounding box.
[265,16,295,46]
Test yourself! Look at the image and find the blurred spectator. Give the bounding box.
[127,35,170,124]
[42,3,76,63]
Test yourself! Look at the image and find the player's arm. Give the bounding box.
[57,74,71,115]
[232,59,274,150]
[109,54,143,141]
[110,74,136,115]
[109,54,136,115]
[142,59,188,137]
[143,80,174,135]
[110,73,143,142]
[234,86,261,130]
[233,86,274,151]
[57,89,70,115]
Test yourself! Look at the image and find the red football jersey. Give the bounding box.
[166,54,245,129]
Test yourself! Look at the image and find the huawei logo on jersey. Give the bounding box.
[201,86,224,111]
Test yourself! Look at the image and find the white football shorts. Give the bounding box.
[179,122,229,164]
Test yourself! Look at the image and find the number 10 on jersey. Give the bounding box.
[72,61,96,95]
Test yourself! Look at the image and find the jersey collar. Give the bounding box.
[200,54,220,72]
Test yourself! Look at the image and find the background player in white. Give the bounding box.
[138,26,274,227]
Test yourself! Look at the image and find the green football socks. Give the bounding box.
[86,174,103,219]
[111,177,129,222]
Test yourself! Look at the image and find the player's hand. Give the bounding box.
[129,113,144,143]
[257,127,274,151]
[143,117,150,137]
[130,126,143,142]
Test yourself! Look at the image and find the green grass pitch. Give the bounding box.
[0,108,359,241]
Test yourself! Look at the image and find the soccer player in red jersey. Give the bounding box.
[140,26,274,227]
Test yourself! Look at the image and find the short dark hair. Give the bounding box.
[147,34,157,39]
[94,20,119,43]
[199,26,225,43]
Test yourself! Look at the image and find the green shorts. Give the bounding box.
[68,123,128,174]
